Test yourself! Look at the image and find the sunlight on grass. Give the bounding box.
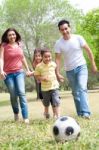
[0,92,99,149]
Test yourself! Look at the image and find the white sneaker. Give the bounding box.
[24,119,29,124]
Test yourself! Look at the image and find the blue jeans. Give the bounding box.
[4,71,28,119]
[66,64,91,116]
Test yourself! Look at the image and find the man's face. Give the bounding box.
[59,23,71,38]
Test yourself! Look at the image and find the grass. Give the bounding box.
[0,91,99,150]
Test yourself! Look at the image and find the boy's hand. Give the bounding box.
[42,76,49,82]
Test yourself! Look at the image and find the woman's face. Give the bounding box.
[7,30,16,44]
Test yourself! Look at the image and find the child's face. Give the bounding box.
[43,51,52,64]
[34,52,42,63]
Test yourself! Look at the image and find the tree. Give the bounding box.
[0,0,83,93]
[77,8,99,69]
[1,0,82,61]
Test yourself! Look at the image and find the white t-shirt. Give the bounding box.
[55,34,86,71]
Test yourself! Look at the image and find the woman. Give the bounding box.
[0,28,31,123]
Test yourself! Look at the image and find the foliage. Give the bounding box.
[77,8,99,70]
[0,0,83,92]
[0,1,98,91]
[0,0,82,61]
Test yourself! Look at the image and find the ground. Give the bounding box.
[0,91,99,121]
[0,91,99,150]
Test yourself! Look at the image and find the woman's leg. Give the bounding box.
[15,72,29,120]
[4,74,19,120]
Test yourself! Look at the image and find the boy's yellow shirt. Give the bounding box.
[34,61,59,91]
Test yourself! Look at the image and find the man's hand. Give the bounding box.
[57,73,64,83]
[91,64,97,74]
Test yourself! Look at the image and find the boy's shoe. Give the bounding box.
[53,115,60,119]
[44,113,50,119]
[24,119,29,124]
[14,114,19,121]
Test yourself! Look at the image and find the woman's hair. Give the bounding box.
[1,28,21,44]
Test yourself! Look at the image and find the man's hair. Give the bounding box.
[58,20,70,29]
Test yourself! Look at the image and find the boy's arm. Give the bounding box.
[34,74,49,82]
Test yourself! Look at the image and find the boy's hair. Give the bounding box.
[34,48,42,55]
[58,20,70,29]
[41,47,51,56]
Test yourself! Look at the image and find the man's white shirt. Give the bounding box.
[55,34,86,71]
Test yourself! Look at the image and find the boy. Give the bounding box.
[34,48,61,119]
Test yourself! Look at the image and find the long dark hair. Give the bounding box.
[1,28,21,44]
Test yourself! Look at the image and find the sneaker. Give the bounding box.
[14,114,19,121]
[82,115,90,120]
[24,119,29,124]
[44,113,50,119]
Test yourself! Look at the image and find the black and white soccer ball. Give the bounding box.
[52,116,80,142]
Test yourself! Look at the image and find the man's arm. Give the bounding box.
[83,44,97,73]
[55,53,64,82]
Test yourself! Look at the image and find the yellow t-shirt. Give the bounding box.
[34,61,59,91]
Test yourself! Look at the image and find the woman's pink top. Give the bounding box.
[3,43,24,74]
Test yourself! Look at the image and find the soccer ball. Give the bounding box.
[52,116,80,142]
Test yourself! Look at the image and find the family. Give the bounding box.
[0,20,97,124]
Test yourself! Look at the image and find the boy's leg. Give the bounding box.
[42,91,50,119]
[44,106,50,119]
[52,106,60,118]
[51,89,60,118]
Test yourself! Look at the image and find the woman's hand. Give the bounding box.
[0,71,7,80]
[26,70,34,77]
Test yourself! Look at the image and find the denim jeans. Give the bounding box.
[66,64,91,116]
[4,71,28,119]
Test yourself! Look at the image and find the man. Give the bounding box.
[55,19,97,119]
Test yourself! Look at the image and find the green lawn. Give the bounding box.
[0,91,99,150]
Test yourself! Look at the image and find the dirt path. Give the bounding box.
[0,92,99,121]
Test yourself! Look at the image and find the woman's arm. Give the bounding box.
[22,56,33,76]
[0,46,6,79]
